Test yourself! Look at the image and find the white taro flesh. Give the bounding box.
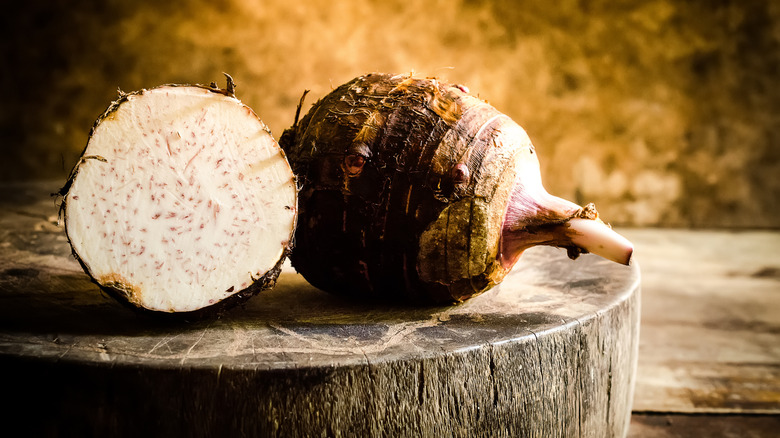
[63,84,297,314]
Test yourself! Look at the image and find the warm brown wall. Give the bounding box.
[2,0,778,227]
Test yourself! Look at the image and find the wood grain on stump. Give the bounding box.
[0,182,640,437]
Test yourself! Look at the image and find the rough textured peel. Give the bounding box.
[281,73,545,303]
[62,81,297,315]
[281,72,633,304]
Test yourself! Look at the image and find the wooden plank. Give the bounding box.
[0,181,640,437]
[621,229,780,414]
[629,414,780,438]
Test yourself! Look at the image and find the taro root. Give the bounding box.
[280,72,633,304]
[60,77,297,316]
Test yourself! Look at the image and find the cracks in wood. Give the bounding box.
[147,334,178,355]
[250,335,258,363]
[574,317,585,438]
[606,354,614,428]
[179,326,209,365]
[360,347,381,434]
[489,344,498,408]
[417,360,425,405]
[529,328,545,389]
[56,343,75,361]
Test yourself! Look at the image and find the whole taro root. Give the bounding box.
[281,72,633,304]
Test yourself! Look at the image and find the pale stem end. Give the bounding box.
[565,218,634,265]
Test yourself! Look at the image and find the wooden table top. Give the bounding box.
[621,228,780,436]
[0,181,637,370]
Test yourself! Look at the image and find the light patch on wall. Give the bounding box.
[628,171,682,225]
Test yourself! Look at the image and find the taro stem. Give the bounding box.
[499,165,633,269]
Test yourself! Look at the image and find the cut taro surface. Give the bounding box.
[61,81,297,316]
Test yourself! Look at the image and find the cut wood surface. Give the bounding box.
[0,181,640,437]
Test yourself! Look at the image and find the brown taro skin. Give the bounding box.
[281,73,532,304]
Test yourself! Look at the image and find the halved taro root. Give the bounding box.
[60,78,297,316]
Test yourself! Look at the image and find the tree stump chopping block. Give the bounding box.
[0,182,640,437]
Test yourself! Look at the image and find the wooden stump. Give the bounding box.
[0,182,640,437]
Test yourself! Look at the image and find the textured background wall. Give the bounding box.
[2,0,778,227]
